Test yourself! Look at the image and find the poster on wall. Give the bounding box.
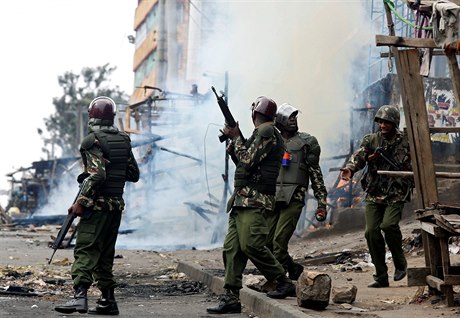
[426,88,459,143]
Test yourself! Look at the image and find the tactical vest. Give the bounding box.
[277,134,310,186]
[84,130,131,197]
[234,129,284,195]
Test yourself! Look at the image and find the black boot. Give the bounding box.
[288,261,304,281]
[206,288,241,314]
[54,285,88,314]
[267,276,296,299]
[88,287,120,315]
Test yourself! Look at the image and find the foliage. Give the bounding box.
[41,64,129,157]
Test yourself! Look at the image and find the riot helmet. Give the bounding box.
[251,96,277,121]
[374,105,400,127]
[88,96,117,121]
[276,103,299,128]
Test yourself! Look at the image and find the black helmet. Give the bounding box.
[374,105,400,127]
[251,96,277,120]
[88,96,117,121]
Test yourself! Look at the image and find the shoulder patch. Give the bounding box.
[80,133,96,150]
[258,124,274,138]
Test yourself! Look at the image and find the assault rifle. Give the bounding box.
[211,86,244,142]
[373,147,402,170]
[48,178,88,265]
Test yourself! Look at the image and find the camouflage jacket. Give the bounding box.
[228,122,283,212]
[345,130,413,204]
[76,126,140,212]
[277,132,328,208]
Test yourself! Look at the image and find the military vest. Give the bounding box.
[83,130,131,197]
[234,129,284,195]
[277,134,310,186]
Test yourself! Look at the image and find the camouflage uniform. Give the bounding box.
[71,123,139,291]
[345,128,412,285]
[223,122,287,290]
[268,132,327,275]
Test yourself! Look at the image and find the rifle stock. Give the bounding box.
[48,179,87,265]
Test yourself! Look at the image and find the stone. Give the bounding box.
[296,271,331,310]
[332,285,357,304]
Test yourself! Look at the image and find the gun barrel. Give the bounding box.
[212,86,243,143]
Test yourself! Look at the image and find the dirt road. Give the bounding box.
[1,216,460,318]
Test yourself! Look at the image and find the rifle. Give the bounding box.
[48,179,88,265]
[373,147,402,170]
[211,86,244,142]
[370,147,414,194]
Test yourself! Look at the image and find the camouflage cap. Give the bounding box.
[374,105,400,127]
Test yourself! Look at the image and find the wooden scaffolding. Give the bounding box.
[377,0,460,306]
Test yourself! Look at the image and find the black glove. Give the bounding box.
[77,172,90,184]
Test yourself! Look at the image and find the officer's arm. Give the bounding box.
[77,137,107,207]
[305,136,327,208]
[126,149,140,183]
[233,126,275,170]
[345,135,372,174]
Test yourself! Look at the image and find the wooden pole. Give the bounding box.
[377,170,460,179]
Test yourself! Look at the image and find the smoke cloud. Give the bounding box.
[40,1,373,251]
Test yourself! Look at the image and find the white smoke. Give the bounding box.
[117,1,373,250]
[39,1,373,251]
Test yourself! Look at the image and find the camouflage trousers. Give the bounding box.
[223,207,286,290]
[364,201,407,283]
[71,209,122,290]
[267,200,304,272]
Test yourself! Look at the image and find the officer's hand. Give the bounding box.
[340,168,353,181]
[315,207,327,222]
[226,142,235,155]
[221,122,240,138]
[68,203,84,217]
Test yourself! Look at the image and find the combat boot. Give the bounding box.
[206,288,241,314]
[88,287,119,315]
[267,276,296,299]
[288,261,304,281]
[54,284,88,314]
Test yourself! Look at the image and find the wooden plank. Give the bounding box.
[434,214,459,234]
[382,50,459,57]
[426,275,445,290]
[435,214,460,234]
[420,221,445,237]
[407,267,430,286]
[303,252,343,266]
[423,231,443,276]
[406,0,460,11]
[429,127,460,133]
[377,171,460,179]
[442,214,460,227]
[444,275,460,285]
[416,210,439,221]
[439,237,451,276]
[394,49,439,208]
[376,35,438,48]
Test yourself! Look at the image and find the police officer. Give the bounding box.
[268,103,328,280]
[340,105,412,288]
[55,96,140,314]
[207,96,295,314]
